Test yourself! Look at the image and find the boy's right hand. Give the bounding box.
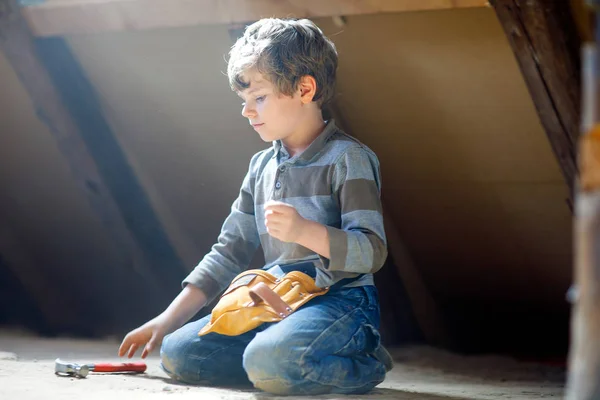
[118,317,169,359]
[117,285,208,359]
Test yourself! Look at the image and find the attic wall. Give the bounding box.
[316,8,572,354]
[0,7,571,353]
[0,51,120,333]
[65,26,267,270]
[0,52,180,334]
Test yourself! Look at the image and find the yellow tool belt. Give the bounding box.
[199,269,329,337]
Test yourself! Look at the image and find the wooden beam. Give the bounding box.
[0,0,186,300]
[568,187,600,399]
[566,1,600,392]
[490,0,581,196]
[20,0,489,37]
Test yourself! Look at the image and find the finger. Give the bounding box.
[264,200,287,208]
[265,219,284,230]
[265,218,286,228]
[265,212,283,222]
[264,201,293,213]
[266,226,280,235]
[127,343,140,359]
[118,337,131,357]
[265,209,284,218]
[143,337,158,359]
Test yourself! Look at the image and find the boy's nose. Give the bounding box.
[241,103,258,119]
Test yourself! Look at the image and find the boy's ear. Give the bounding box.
[298,75,317,104]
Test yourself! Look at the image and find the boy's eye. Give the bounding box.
[256,95,266,103]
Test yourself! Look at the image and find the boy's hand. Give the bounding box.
[118,317,168,359]
[264,200,307,243]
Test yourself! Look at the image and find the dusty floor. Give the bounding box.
[0,328,564,400]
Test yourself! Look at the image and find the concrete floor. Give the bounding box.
[0,328,564,399]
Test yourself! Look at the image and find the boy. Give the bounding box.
[118,18,392,395]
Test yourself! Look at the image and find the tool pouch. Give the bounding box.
[199,269,329,337]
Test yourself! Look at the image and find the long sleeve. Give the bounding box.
[322,146,387,274]
[182,159,261,302]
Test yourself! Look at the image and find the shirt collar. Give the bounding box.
[272,119,339,162]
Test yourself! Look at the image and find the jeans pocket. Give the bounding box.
[343,320,393,372]
[333,310,381,357]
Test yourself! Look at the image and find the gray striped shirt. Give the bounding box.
[183,120,387,302]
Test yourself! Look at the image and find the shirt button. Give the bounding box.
[275,181,282,189]
[279,166,286,172]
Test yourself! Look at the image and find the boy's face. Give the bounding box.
[238,70,307,143]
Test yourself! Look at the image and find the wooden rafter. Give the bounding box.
[20,0,489,37]
[490,0,581,196]
[0,0,186,304]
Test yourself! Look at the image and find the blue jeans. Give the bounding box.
[160,285,393,395]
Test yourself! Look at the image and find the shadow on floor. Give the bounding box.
[253,388,470,399]
[124,372,468,400]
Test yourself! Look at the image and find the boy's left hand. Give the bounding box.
[264,200,307,243]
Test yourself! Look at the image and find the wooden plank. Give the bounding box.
[490,0,581,196]
[20,0,489,37]
[566,7,600,392]
[568,191,600,400]
[0,0,186,301]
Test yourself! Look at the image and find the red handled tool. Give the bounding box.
[55,358,147,378]
[90,361,147,373]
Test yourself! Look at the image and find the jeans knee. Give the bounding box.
[243,338,304,394]
[160,331,202,384]
[160,333,182,379]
